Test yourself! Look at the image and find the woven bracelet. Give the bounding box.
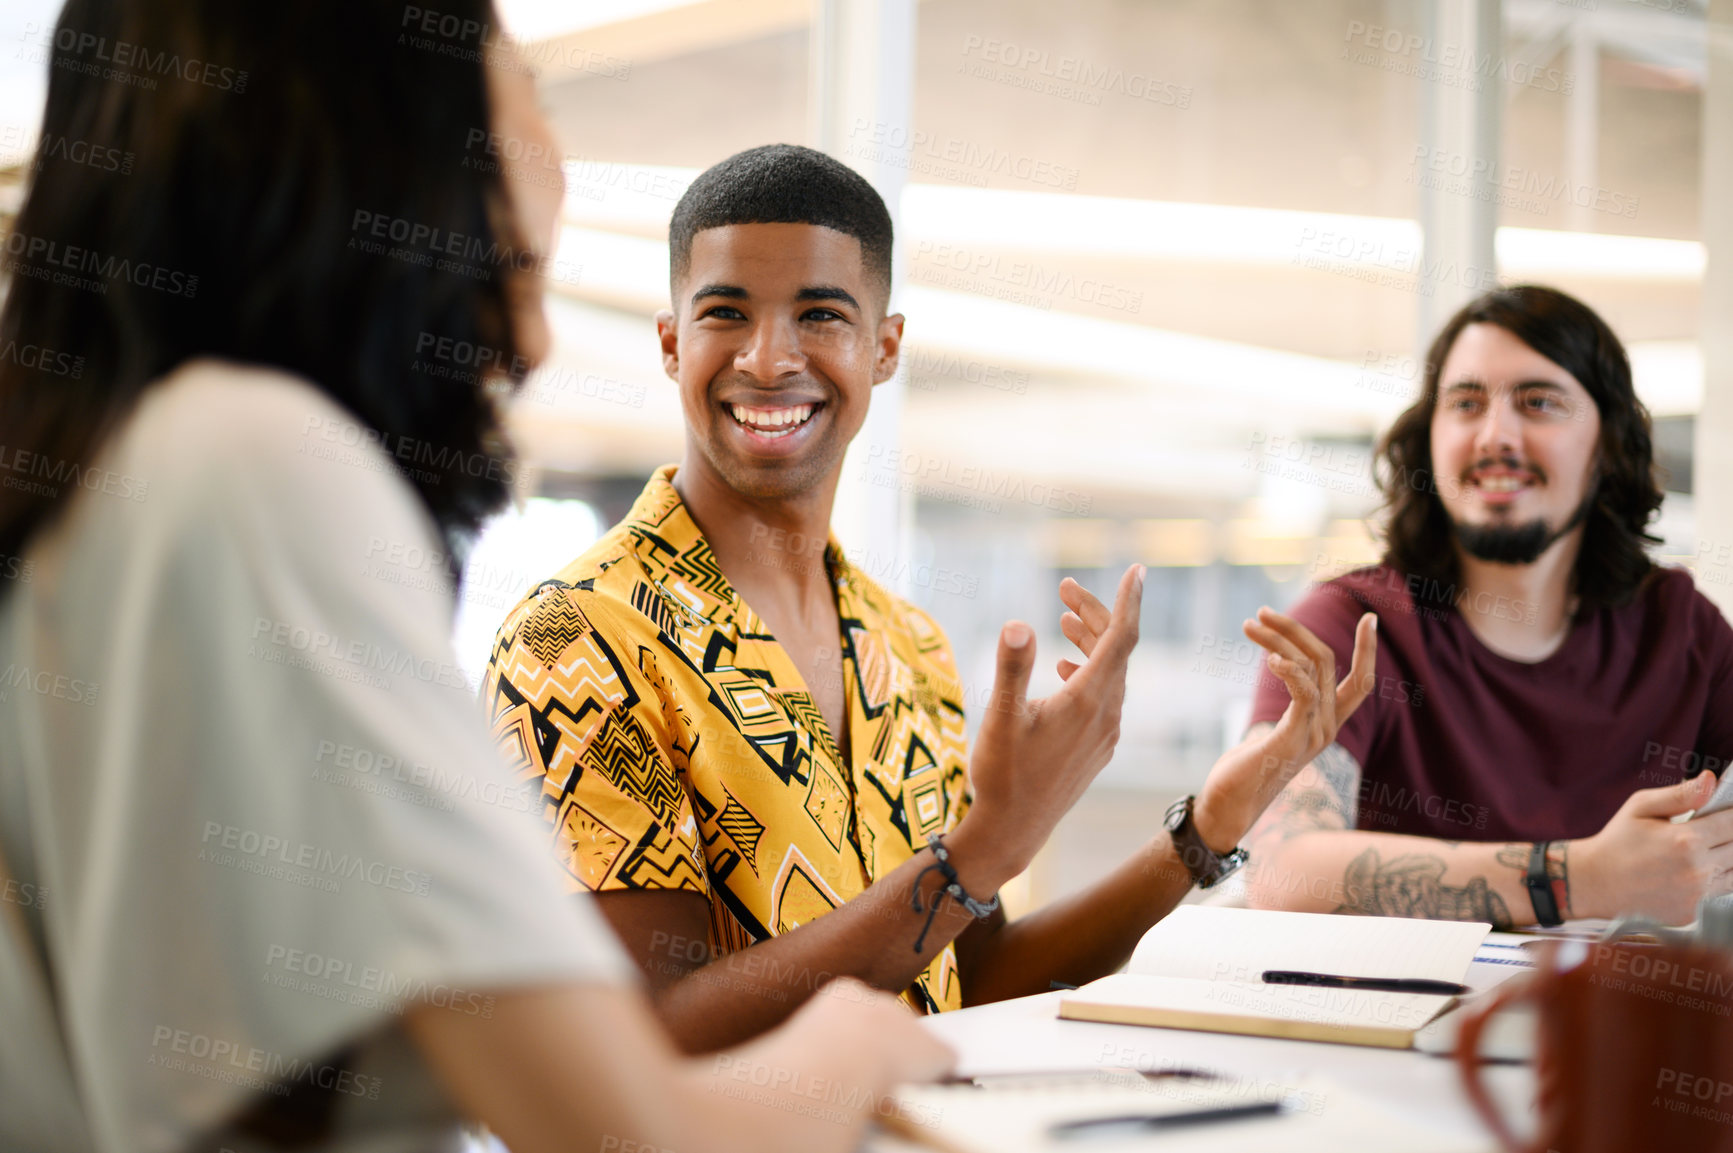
[910,832,1001,952]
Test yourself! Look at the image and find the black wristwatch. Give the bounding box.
[1164,795,1249,889]
[1525,841,1566,927]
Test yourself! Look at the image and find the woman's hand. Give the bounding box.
[693,979,956,1153]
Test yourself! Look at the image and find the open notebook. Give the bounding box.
[1057,906,1490,1049]
[888,1071,1495,1153]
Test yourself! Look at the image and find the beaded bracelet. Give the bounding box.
[910,833,1002,952]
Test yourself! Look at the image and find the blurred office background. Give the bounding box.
[1,0,1724,913]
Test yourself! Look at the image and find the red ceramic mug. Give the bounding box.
[1456,939,1733,1153]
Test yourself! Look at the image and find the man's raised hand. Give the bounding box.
[949,565,1145,888]
[1194,609,1377,848]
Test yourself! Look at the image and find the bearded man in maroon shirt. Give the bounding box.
[1245,285,1733,928]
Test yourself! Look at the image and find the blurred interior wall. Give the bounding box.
[1698,0,1733,608]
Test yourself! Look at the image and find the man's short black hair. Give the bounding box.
[669,144,894,305]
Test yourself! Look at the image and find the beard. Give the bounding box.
[1451,488,1595,565]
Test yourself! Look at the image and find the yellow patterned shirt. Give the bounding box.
[483,466,974,1012]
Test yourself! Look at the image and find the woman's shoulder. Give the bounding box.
[122,358,358,475]
[110,358,432,541]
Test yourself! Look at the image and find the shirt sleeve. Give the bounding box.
[27,368,636,1152]
[1246,579,1381,768]
[485,582,708,897]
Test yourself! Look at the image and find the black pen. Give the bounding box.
[1049,1100,1286,1138]
[1261,969,1470,996]
[941,1067,1217,1086]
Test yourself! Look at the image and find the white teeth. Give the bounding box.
[729,403,816,434]
[1478,476,1525,493]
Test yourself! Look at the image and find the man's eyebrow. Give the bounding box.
[796,285,860,310]
[690,283,747,307]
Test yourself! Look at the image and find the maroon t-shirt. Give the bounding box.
[1248,565,1733,842]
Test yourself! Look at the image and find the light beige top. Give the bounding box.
[0,361,635,1153]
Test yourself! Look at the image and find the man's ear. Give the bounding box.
[873,311,905,386]
[655,309,679,382]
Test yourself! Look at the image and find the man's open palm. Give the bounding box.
[964,565,1144,870]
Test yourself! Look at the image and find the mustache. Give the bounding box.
[1459,455,1548,485]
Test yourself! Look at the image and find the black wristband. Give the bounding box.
[1526,841,1564,928]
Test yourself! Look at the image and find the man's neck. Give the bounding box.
[1453,528,1583,662]
[671,455,841,625]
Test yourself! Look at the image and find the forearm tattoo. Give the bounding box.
[1244,725,1362,857]
[1312,743,1361,827]
[1336,848,1514,927]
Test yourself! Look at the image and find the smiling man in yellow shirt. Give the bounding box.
[485,143,1375,1052]
[488,468,974,1013]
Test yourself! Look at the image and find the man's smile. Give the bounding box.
[1462,460,1544,510]
[722,398,827,454]
[728,401,819,437]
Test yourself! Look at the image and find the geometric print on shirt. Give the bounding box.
[484,465,974,1013]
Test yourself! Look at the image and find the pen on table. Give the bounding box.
[940,1067,1218,1086]
[1261,969,1470,996]
[1049,1100,1287,1138]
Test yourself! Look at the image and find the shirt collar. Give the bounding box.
[622,465,857,630]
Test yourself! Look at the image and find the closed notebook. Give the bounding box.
[1057,906,1490,1049]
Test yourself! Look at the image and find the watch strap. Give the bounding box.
[1165,796,1249,890]
[1526,841,1565,927]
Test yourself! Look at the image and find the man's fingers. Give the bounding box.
[1625,772,1715,819]
[1243,618,1310,670]
[1085,565,1144,667]
[1256,609,1337,680]
[1057,658,1082,681]
[1059,611,1099,658]
[1333,613,1379,719]
[985,620,1037,718]
[1268,654,1321,707]
[1266,657,1322,746]
[1053,566,1141,699]
[1059,576,1113,638]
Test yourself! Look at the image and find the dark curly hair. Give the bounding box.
[668,143,894,305]
[1376,284,1663,614]
[0,0,531,578]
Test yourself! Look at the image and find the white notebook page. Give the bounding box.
[1126,906,1490,984]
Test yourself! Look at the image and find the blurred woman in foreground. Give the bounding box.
[0,2,948,1151]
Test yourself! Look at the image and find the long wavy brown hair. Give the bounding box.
[1376,285,1664,614]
